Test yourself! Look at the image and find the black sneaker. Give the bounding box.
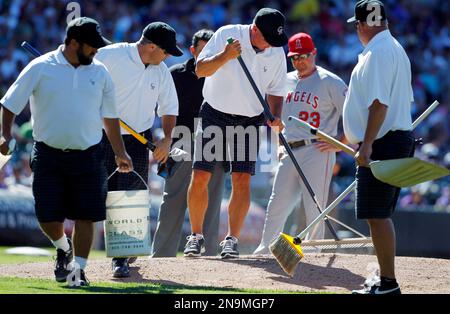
[79,269,90,287]
[352,283,401,295]
[54,238,73,283]
[112,258,130,278]
[183,234,205,257]
[220,236,239,259]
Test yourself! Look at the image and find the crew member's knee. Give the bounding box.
[190,169,212,190]
[231,172,251,190]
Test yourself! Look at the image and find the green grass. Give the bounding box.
[0,247,105,265]
[0,277,309,294]
[0,247,316,294]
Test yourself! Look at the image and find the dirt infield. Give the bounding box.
[1,253,449,293]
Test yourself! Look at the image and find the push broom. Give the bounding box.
[270,100,440,276]
[289,101,448,188]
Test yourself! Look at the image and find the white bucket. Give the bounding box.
[104,170,151,258]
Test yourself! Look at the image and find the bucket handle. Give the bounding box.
[107,169,150,191]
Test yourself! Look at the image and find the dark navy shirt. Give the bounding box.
[170,58,205,138]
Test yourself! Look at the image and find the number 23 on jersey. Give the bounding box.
[299,111,320,128]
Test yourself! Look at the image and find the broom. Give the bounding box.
[269,100,440,276]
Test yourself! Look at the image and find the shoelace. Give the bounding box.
[185,235,200,248]
[219,239,236,250]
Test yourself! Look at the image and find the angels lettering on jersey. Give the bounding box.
[282,67,348,141]
[285,89,321,128]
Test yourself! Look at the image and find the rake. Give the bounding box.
[269,100,440,276]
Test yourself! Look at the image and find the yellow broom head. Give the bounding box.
[269,233,304,277]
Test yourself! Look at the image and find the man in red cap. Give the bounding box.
[254,32,348,254]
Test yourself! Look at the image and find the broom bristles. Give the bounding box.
[269,233,304,276]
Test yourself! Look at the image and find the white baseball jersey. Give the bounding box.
[198,24,287,117]
[255,66,347,254]
[343,30,413,144]
[1,46,117,150]
[283,66,348,141]
[96,42,179,134]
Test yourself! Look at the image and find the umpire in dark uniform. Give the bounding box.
[0,17,133,286]
[152,29,227,257]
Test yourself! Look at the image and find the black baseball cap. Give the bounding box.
[66,17,111,48]
[142,22,183,57]
[347,0,387,24]
[254,8,288,47]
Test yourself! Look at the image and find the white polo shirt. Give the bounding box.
[198,24,287,117]
[96,42,179,134]
[343,30,413,144]
[0,46,117,150]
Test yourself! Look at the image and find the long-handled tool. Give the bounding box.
[226,37,340,242]
[289,101,448,187]
[270,100,441,276]
[20,41,189,178]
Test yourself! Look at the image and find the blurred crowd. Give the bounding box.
[0,0,449,212]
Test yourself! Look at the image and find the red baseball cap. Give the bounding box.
[287,33,315,57]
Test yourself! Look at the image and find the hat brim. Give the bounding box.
[266,33,288,48]
[287,48,314,57]
[86,36,112,49]
[347,16,357,23]
[165,45,183,57]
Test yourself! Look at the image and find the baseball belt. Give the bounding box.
[288,139,317,150]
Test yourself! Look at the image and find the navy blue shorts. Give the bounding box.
[102,129,151,191]
[193,103,266,176]
[31,141,107,223]
[356,130,415,219]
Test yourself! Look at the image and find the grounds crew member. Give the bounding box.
[0,17,133,286]
[95,21,181,277]
[184,8,287,258]
[152,29,227,257]
[343,0,415,294]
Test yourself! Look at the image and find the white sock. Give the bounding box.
[193,233,204,240]
[51,235,70,252]
[226,235,238,243]
[73,256,87,270]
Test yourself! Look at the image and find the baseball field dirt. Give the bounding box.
[1,253,449,293]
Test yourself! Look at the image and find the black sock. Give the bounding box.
[380,277,398,289]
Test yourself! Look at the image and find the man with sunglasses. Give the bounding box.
[95,22,182,278]
[254,32,348,254]
[344,0,415,295]
[0,17,133,286]
[184,8,287,259]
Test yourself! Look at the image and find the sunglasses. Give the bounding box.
[290,53,313,61]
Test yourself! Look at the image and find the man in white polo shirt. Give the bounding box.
[0,17,133,286]
[184,8,287,259]
[343,0,415,295]
[95,22,181,277]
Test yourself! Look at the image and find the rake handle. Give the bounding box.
[288,116,356,156]
[226,38,340,241]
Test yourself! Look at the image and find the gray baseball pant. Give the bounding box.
[151,161,226,257]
